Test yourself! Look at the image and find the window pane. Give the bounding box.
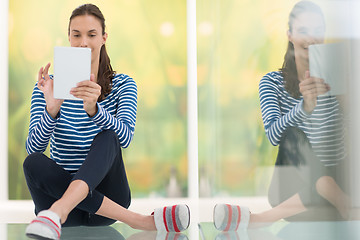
[8,0,187,199]
[197,0,292,197]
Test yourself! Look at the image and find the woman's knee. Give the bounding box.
[23,152,46,174]
[92,130,120,151]
[95,130,117,140]
[278,127,313,166]
[315,175,337,194]
[281,127,307,143]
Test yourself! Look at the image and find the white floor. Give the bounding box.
[0,197,270,224]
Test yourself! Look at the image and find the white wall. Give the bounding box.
[0,0,9,201]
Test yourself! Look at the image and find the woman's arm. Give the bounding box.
[26,64,64,154]
[259,74,309,146]
[25,84,58,154]
[90,76,137,148]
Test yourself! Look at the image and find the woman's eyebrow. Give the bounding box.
[71,29,97,33]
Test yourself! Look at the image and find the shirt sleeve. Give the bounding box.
[90,76,137,148]
[25,84,57,154]
[259,73,309,146]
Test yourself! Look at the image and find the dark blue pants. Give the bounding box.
[23,130,131,227]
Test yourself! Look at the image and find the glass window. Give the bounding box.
[8,0,187,199]
[197,0,292,197]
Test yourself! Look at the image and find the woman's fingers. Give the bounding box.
[71,85,101,95]
[299,77,330,96]
[38,67,44,81]
[71,88,99,98]
[70,80,101,101]
[90,73,95,82]
[37,67,45,90]
[299,77,324,87]
[72,81,101,93]
[43,62,51,79]
[76,80,99,88]
[71,91,96,100]
[302,85,328,96]
[300,82,328,92]
[37,63,52,90]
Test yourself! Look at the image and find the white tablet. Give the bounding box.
[53,46,91,100]
[309,42,350,96]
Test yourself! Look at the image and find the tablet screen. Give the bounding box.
[309,42,350,96]
[54,46,91,100]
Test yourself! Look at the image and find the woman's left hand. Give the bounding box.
[299,71,330,114]
[70,74,101,117]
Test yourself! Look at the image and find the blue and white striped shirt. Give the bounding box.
[26,74,137,172]
[259,71,346,166]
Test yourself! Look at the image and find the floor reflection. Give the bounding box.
[127,231,188,240]
[4,223,190,240]
[4,221,360,239]
[61,226,125,239]
[199,221,360,240]
[61,226,189,240]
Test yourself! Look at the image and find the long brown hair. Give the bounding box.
[280,1,324,98]
[68,4,115,101]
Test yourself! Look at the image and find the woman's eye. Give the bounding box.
[89,35,96,37]
[73,35,80,37]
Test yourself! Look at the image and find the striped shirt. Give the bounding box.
[259,71,346,166]
[26,74,137,172]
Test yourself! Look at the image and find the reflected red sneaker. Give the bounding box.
[213,204,250,231]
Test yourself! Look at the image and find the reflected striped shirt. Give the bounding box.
[259,71,346,166]
[26,74,137,172]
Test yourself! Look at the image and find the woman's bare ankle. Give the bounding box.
[249,212,274,228]
[128,214,156,231]
[49,203,68,224]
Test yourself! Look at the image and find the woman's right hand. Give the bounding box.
[37,63,64,118]
[299,71,330,114]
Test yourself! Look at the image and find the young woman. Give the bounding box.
[214,1,350,230]
[24,4,189,240]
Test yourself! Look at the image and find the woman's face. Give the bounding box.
[68,15,107,65]
[288,12,325,63]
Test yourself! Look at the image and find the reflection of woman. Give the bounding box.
[24,4,189,240]
[259,0,349,222]
[214,1,350,230]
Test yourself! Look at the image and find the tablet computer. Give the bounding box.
[53,46,91,100]
[309,42,350,96]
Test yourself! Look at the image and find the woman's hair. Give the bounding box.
[69,4,115,101]
[280,1,324,98]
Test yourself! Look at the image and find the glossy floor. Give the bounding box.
[2,220,360,240]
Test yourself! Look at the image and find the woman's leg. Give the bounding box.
[47,130,156,230]
[255,127,348,223]
[315,175,351,219]
[23,152,88,226]
[95,196,155,230]
[250,194,306,224]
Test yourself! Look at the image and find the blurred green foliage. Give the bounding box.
[197,0,300,196]
[8,0,297,199]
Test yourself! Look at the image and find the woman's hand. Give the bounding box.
[37,63,64,118]
[70,74,101,117]
[299,71,330,114]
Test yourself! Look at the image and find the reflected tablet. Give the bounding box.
[309,42,350,96]
[54,46,91,100]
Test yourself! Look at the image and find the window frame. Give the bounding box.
[1,0,9,202]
